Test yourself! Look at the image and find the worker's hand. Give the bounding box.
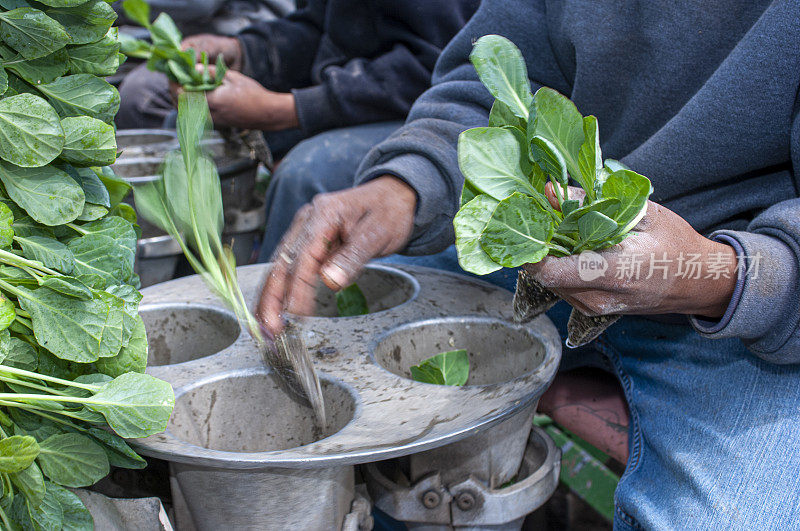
[205,69,298,131]
[256,176,418,337]
[181,34,243,71]
[526,184,738,319]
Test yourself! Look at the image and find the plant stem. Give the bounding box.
[0,249,58,276]
[66,223,88,235]
[0,504,11,530]
[552,232,578,247]
[0,375,69,397]
[548,242,572,255]
[0,365,100,392]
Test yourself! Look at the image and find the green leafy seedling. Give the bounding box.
[120,0,228,91]
[454,35,654,347]
[335,283,368,317]
[410,349,470,386]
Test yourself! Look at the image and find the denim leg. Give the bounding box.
[377,245,520,293]
[549,312,800,530]
[258,121,404,261]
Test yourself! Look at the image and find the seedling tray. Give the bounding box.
[133,264,561,469]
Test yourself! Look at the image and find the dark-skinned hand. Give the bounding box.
[256,176,417,337]
[526,183,738,319]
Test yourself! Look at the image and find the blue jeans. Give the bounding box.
[258,121,404,261]
[383,246,800,529]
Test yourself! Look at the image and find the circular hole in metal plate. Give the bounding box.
[311,266,418,317]
[116,129,176,151]
[168,373,356,452]
[373,318,547,386]
[141,305,241,366]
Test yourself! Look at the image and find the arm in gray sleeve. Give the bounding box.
[691,107,800,363]
[354,0,568,256]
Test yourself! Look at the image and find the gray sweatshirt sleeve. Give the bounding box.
[690,110,800,363]
[354,0,568,255]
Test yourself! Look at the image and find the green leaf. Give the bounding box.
[0,8,69,60]
[86,372,175,439]
[24,481,63,531]
[0,435,39,473]
[470,35,532,120]
[4,337,38,371]
[121,0,151,28]
[488,99,526,130]
[39,276,92,300]
[0,202,14,248]
[16,286,108,363]
[458,127,536,200]
[37,433,109,487]
[96,168,131,207]
[77,216,136,263]
[454,194,501,275]
[557,198,620,234]
[149,12,182,49]
[68,28,121,76]
[0,93,64,167]
[59,116,117,167]
[62,164,110,207]
[36,74,120,124]
[44,0,117,45]
[68,233,133,289]
[95,315,147,377]
[335,284,368,317]
[530,135,569,186]
[532,87,585,179]
[0,46,69,85]
[601,169,653,234]
[0,64,7,96]
[16,235,74,274]
[0,294,14,331]
[480,192,554,267]
[86,427,146,470]
[578,211,618,245]
[9,461,45,506]
[11,215,53,239]
[47,483,92,531]
[577,115,601,201]
[0,161,84,226]
[410,349,469,386]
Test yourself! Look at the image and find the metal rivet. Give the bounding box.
[421,490,441,509]
[455,491,476,511]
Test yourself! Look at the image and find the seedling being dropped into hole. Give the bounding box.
[454,35,653,347]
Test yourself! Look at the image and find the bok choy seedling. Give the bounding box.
[454,35,653,347]
[0,2,175,528]
[410,350,470,386]
[120,0,228,91]
[134,92,327,426]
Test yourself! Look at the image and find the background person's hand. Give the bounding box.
[256,176,417,337]
[181,34,243,71]
[526,184,738,319]
[205,69,298,131]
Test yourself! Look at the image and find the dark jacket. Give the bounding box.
[356,0,800,363]
[237,0,480,135]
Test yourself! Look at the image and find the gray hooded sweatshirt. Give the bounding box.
[356,0,800,363]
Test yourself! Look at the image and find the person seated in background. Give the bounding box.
[255,0,800,529]
[118,0,480,259]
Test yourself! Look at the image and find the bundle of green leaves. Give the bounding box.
[0,2,175,528]
[120,0,227,91]
[454,35,653,346]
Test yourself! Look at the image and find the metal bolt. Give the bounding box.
[455,491,477,511]
[421,490,441,509]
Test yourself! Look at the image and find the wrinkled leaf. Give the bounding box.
[59,116,117,167]
[480,192,554,267]
[453,194,501,275]
[410,349,469,386]
[0,93,64,167]
[37,433,109,487]
[0,435,39,473]
[0,161,84,226]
